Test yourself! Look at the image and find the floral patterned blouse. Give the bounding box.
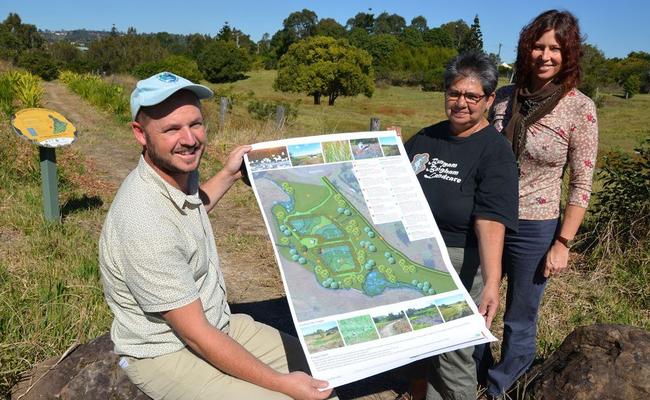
[490,85,599,220]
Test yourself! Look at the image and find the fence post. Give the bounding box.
[275,105,285,130]
[219,97,229,128]
[370,117,381,131]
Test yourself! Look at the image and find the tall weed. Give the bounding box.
[0,71,43,116]
[13,72,43,108]
[59,71,130,122]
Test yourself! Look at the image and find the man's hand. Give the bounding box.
[478,282,499,329]
[200,144,252,211]
[543,241,570,278]
[221,144,252,180]
[277,371,333,400]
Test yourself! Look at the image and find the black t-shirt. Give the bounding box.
[405,120,519,247]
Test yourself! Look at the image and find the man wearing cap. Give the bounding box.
[99,72,333,400]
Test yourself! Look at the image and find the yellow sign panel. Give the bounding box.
[11,108,77,148]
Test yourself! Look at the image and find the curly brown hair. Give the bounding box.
[514,10,583,93]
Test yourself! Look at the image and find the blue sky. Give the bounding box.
[288,142,323,157]
[4,1,648,62]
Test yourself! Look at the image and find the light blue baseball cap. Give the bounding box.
[130,71,213,121]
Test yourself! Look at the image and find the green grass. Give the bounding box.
[208,70,446,141]
[209,70,650,153]
[0,127,112,396]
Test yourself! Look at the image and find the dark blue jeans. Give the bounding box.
[478,219,558,396]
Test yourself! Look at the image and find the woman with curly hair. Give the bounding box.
[484,9,599,397]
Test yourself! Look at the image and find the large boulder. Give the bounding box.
[11,333,147,400]
[527,324,650,399]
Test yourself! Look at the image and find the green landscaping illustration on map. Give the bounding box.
[270,176,456,298]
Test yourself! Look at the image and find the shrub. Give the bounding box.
[133,55,203,82]
[588,138,650,247]
[0,73,16,116]
[13,71,43,107]
[17,50,59,81]
[60,71,130,122]
[422,67,446,91]
[623,75,640,98]
[246,99,299,123]
[198,41,251,83]
[582,139,650,311]
[0,71,43,113]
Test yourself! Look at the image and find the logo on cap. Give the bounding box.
[158,72,178,83]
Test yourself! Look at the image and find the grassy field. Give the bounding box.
[208,70,650,154]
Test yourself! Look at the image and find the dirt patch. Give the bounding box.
[41,81,139,186]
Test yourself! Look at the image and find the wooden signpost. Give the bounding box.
[11,108,77,222]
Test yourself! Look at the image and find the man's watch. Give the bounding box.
[555,235,575,249]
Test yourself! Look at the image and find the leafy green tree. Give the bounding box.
[198,40,250,83]
[362,34,399,79]
[316,18,347,39]
[616,51,650,93]
[49,41,87,72]
[440,20,470,50]
[216,23,234,42]
[423,27,453,48]
[392,45,456,88]
[270,9,319,59]
[459,15,483,53]
[410,16,428,33]
[216,23,255,54]
[153,31,185,54]
[133,55,202,82]
[274,36,374,105]
[400,27,425,48]
[346,12,374,33]
[284,9,318,40]
[347,27,370,49]
[373,12,406,35]
[86,34,167,74]
[0,13,44,61]
[186,33,211,59]
[580,44,612,98]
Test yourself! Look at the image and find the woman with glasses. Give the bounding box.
[483,10,599,397]
[405,51,518,400]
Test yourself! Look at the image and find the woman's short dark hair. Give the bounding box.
[444,51,499,95]
[515,9,583,92]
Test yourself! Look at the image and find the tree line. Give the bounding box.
[1,10,648,103]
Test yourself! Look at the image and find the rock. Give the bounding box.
[527,324,650,400]
[11,333,148,400]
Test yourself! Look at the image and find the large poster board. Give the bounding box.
[245,130,495,388]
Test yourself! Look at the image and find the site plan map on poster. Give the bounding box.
[245,130,496,388]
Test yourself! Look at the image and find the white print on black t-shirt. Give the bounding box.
[423,156,462,183]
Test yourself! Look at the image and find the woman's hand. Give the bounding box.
[543,241,570,278]
[478,281,500,329]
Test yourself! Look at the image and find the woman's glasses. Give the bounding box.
[445,90,486,105]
